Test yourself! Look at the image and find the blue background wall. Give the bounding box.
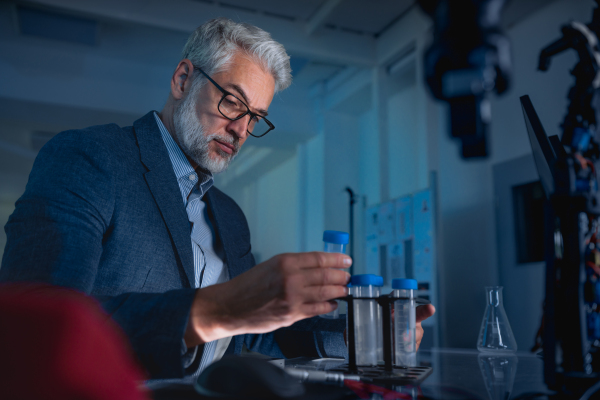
[0,0,592,350]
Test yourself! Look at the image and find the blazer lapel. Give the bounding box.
[133,112,195,288]
[204,189,246,280]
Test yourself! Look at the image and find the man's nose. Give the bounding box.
[226,115,249,140]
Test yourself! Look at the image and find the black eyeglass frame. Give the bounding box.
[193,66,274,138]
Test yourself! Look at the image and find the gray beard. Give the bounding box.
[173,84,239,174]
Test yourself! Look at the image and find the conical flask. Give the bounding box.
[477,286,517,352]
[478,353,518,400]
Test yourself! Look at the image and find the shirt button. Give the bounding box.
[189,174,196,181]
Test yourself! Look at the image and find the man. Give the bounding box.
[0,18,435,381]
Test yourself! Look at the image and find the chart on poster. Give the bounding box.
[364,186,438,336]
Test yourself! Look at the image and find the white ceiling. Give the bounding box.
[200,0,327,22]
[0,0,563,200]
[189,0,416,36]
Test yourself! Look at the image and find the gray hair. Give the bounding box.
[181,18,292,93]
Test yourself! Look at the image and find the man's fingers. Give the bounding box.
[416,323,424,350]
[415,305,434,350]
[302,268,351,287]
[416,304,436,323]
[299,301,338,317]
[302,285,348,303]
[285,252,352,270]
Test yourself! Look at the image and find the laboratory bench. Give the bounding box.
[151,348,550,400]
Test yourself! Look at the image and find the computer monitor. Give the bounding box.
[520,95,558,197]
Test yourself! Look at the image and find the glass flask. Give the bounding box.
[477,286,518,352]
[478,353,518,400]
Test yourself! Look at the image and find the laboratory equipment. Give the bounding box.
[478,353,518,400]
[344,187,357,275]
[392,278,417,367]
[521,3,600,394]
[320,230,349,319]
[348,274,383,366]
[284,368,360,384]
[523,92,600,393]
[477,286,517,352]
[322,230,348,254]
[417,0,512,158]
[320,276,433,385]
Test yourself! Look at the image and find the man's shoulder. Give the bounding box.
[50,122,135,149]
[39,121,140,167]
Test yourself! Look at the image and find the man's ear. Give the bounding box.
[171,59,194,100]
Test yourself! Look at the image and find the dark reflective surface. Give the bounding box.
[413,349,546,400]
[478,353,518,400]
[151,348,549,399]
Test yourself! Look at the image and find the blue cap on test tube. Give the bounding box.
[323,230,349,254]
[392,278,418,290]
[350,274,383,287]
[323,230,349,244]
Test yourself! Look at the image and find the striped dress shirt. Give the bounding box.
[154,112,230,377]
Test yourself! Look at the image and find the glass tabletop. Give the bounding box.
[415,348,548,400]
[284,348,548,400]
[151,348,550,400]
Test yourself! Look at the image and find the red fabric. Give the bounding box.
[0,283,150,400]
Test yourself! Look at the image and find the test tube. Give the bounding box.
[348,274,383,366]
[392,278,417,367]
[319,230,349,319]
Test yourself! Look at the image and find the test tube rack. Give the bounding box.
[332,294,433,385]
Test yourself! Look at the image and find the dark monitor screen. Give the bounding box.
[520,95,557,197]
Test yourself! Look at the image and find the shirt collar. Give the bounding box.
[153,112,213,187]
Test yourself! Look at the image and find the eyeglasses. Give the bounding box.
[193,66,274,138]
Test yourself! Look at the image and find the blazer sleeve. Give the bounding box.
[274,317,347,359]
[237,317,347,360]
[0,131,195,379]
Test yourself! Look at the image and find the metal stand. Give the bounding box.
[543,195,600,391]
[379,295,394,372]
[346,295,357,372]
[345,187,357,275]
[534,2,600,392]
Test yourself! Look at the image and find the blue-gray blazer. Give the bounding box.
[0,112,346,379]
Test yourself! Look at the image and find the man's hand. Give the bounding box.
[416,304,436,350]
[185,252,351,347]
